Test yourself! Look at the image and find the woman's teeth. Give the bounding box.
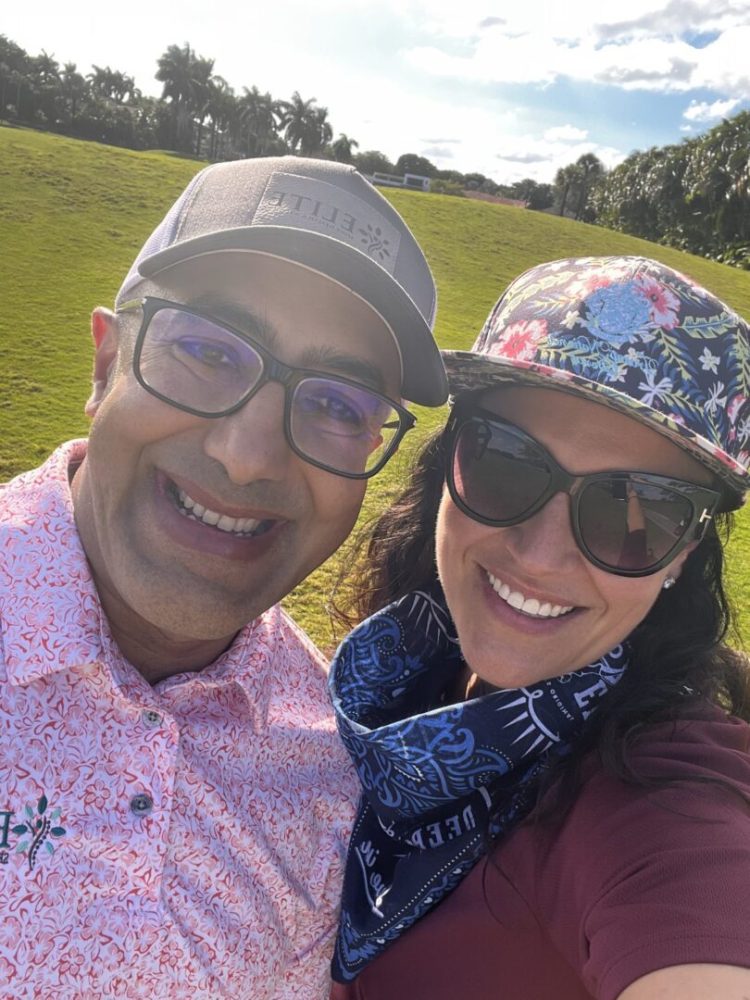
[487,572,574,619]
[177,489,266,536]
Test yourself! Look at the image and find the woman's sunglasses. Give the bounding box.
[444,402,722,577]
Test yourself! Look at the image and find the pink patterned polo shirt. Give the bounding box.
[0,441,359,999]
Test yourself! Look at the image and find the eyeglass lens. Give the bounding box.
[136,306,402,476]
[452,417,696,573]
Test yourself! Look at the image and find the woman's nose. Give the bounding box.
[501,491,583,574]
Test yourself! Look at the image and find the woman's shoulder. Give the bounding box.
[496,701,750,903]
[489,703,750,1000]
[509,700,750,913]
[584,700,750,799]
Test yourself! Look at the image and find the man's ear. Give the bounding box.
[85,308,120,417]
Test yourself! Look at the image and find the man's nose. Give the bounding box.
[502,491,583,573]
[202,382,292,486]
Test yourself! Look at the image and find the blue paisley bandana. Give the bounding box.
[330,586,629,982]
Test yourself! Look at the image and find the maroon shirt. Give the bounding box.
[331,707,750,1000]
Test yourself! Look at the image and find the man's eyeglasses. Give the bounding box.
[444,401,721,577]
[117,297,414,479]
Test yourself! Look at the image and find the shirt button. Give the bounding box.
[129,793,154,817]
[141,709,162,728]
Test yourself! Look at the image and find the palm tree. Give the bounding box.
[331,133,359,163]
[60,62,86,126]
[33,50,59,86]
[190,55,216,156]
[88,66,138,104]
[306,106,332,155]
[683,112,750,246]
[204,75,235,159]
[235,85,280,157]
[0,35,30,119]
[276,91,330,155]
[5,67,29,119]
[572,153,605,221]
[554,163,579,217]
[30,50,60,124]
[155,42,213,152]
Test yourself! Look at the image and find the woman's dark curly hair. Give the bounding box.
[333,418,750,818]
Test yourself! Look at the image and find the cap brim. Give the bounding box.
[444,350,749,501]
[138,226,448,407]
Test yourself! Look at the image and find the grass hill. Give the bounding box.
[2,124,749,648]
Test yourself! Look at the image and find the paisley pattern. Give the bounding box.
[0,442,359,999]
[444,256,750,496]
[329,587,628,982]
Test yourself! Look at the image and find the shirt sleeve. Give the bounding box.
[536,711,750,1000]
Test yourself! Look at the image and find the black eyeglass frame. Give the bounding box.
[117,296,415,480]
[444,400,722,577]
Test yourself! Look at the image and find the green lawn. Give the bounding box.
[2,124,748,649]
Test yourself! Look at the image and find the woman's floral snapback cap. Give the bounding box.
[444,256,750,501]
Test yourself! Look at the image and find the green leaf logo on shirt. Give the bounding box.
[12,794,66,871]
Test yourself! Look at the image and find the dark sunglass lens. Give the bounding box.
[290,377,401,475]
[138,308,263,413]
[579,477,694,571]
[452,418,552,523]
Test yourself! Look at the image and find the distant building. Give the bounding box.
[369,172,431,192]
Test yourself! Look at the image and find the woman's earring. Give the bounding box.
[662,575,676,590]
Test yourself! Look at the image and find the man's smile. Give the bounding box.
[174,485,275,538]
[153,470,285,561]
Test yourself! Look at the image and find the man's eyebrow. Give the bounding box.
[190,295,280,353]
[297,347,389,393]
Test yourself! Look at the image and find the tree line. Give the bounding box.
[0,36,356,161]
[0,34,568,201]
[2,34,749,266]
[590,113,750,268]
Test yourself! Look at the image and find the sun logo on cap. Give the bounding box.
[359,223,391,263]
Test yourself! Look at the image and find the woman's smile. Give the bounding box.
[484,569,575,619]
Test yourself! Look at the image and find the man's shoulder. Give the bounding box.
[250,603,328,672]
[240,605,341,721]
[1,441,86,526]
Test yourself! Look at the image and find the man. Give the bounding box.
[0,156,446,998]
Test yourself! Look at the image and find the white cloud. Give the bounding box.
[683,97,741,121]
[544,125,589,142]
[489,131,625,184]
[594,0,746,40]
[402,1,750,97]
[411,0,660,43]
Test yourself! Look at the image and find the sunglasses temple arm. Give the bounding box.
[694,507,714,540]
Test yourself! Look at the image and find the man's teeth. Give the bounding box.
[487,572,574,619]
[177,489,264,536]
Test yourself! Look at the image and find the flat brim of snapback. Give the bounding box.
[443,350,749,499]
[137,226,448,408]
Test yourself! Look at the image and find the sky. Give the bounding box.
[4,0,750,185]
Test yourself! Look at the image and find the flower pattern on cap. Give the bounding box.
[445,256,750,495]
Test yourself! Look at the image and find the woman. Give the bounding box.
[328,256,750,1000]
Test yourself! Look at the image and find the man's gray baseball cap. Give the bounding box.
[116,156,447,406]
